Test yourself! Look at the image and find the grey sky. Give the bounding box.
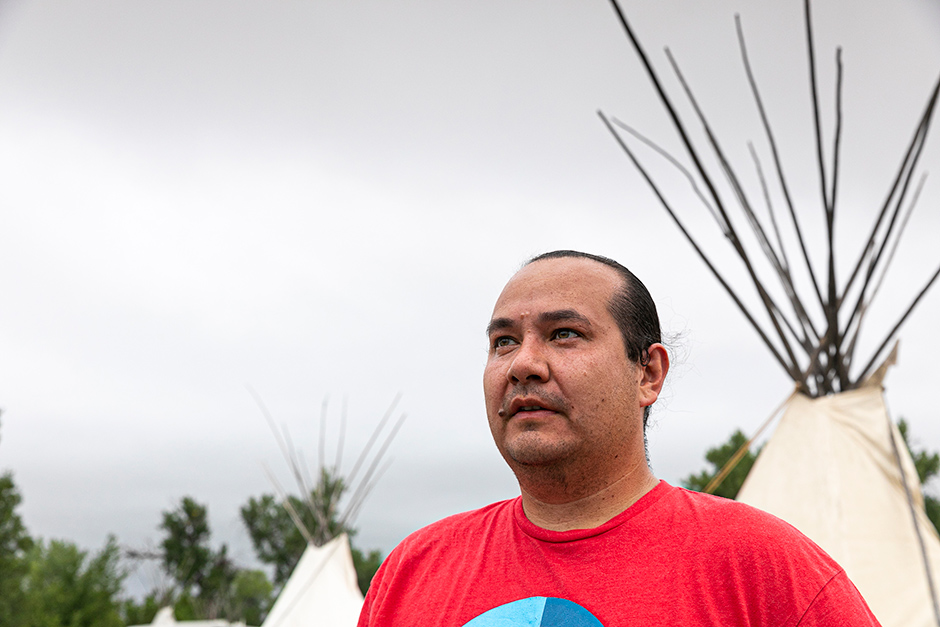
[0,0,938,596]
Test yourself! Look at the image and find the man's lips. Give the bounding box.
[502,397,561,419]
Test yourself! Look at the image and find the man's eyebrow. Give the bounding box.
[539,309,591,326]
[486,317,514,337]
[486,310,591,337]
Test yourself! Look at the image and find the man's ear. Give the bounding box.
[638,343,669,407]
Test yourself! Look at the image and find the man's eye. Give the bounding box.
[494,336,517,349]
[553,329,580,340]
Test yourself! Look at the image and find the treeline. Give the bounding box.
[0,421,381,627]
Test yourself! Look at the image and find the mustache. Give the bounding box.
[497,388,569,418]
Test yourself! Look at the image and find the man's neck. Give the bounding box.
[518,466,659,532]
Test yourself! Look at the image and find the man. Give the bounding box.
[359,250,879,626]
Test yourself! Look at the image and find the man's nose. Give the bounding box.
[507,338,549,383]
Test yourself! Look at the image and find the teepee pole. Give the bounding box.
[829,51,849,388]
[857,262,940,383]
[842,176,926,372]
[801,0,846,393]
[839,75,940,317]
[736,16,825,312]
[748,144,818,349]
[703,390,794,495]
[804,0,829,218]
[609,118,720,220]
[828,49,844,218]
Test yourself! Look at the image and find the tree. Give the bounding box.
[240,494,308,588]
[225,569,274,626]
[241,468,382,595]
[121,594,162,626]
[682,430,758,500]
[155,496,273,623]
[0,414,33,627]
[351,547,382,596]
[0,470,32,626]
[160,496,213,597]
[898,418,940,533]
[21,536,125,627]
[197,544,239,619]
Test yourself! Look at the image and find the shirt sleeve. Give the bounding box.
[797,570,882,626]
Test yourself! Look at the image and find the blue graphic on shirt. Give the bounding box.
[462,597,604,627]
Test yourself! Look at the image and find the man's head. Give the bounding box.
[483,251,668,501]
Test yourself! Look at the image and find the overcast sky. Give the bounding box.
[1,0,938,597]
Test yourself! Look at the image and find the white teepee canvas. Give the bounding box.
[737,377,940,627]
[260,534,364,627]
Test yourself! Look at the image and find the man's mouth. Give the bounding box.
[505,397,560,419]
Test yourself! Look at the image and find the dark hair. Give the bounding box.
[526,250,663,428]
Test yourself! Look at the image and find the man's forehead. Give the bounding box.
[490,257,623,319]
[501,256,622,296]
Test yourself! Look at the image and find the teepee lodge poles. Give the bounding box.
[250,388,406,547]
[602,0,940,398]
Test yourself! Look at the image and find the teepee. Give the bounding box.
[602,1,940,625]
[260,534,364,627]
[736,364,940,625]
[252,394,405,627]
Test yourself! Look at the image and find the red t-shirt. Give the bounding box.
[359,482,880,626]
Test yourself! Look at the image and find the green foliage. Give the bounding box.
[1,412,373,625]
[898,419,940,484]
[199,545,239,619]
[240,494,308,587]
[0,416,276,626]
[160,497,213,596]
[0,470,33,626]
[226,569,274,626]
[927,498,940,534]
[22,536,126,627]
[240,467,382,595]
[125,571,273,627]
[351,547,382,595]
[155,496,273,624]
[121,595,162,626]
[898,418,940,534]
[682,429,757,499]
[173,594,198,621]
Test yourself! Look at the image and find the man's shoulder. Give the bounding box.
[643,485,878,624]
[661,484,842,572]
[664,484,806,535]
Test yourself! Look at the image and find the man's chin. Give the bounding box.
[504,436,575,467]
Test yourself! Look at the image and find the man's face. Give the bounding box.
[483,257,653,494]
